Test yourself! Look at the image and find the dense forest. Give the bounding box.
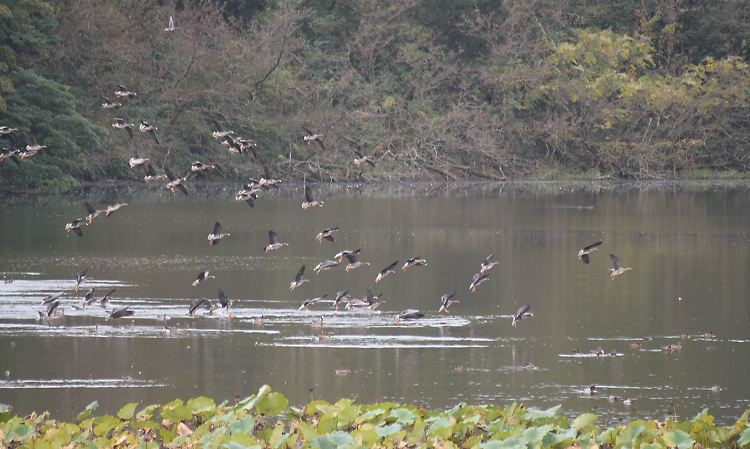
[0,0,748,192]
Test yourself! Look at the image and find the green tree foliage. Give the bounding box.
[0,68,106,192]
[0,0,746,192]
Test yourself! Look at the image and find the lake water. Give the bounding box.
[1,181,749,425]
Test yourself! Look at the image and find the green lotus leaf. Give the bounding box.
[229,415,256,435]
[298,421,321,440]
[358,407,387,423]
[375,423,403,438]
[117,402,137,421]
[136,404,160,420]
[160,405,193,423]
[318,413,339,434]
[738,426,750,447]
[336,405,360,429]
[257,392,288,416]
[641,443,663,449]
[665,429,695,449]
[188,397,216,415]
[390,408,416,425]
[76,401,98,422]
[572,413,597,431]
[311,431,355,449]
[428,417,454,439]
[522,425,551,442]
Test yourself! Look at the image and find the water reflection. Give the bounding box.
[0,181,749,424]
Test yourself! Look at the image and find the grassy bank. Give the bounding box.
[2,386,749,449]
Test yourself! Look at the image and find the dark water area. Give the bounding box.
[1,180,749,425]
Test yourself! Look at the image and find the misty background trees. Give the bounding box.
[1,0,748,191]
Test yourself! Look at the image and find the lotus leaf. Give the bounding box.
[351,428,380,447]
[229,415,257,435]
[117,402,138,420]
[429,417,454,439]
[258,392,289,416]
[161,405,193,423]
[390,408,416,425]
[137,404,161,420]
[188,397,217,415]
[318,412,339,434]
[336,404,360,429]
[739,427,750,447]
[572,413,598,431]
[311,431,355,449]
[76,400,98,422]
[375,422,403,438]
[664,429,695,449]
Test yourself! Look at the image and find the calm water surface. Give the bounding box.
[1,181,749,425]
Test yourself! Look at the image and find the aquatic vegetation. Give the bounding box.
[2,386,750,449]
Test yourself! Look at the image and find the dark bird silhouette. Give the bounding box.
[98,289,117,307]
[578,241,603,264]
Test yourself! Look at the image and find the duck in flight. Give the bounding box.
[316,227,339,242]
[608,253,632,280]
[192,270,215,287]
[216,289,237,317]
[289,265,309,291]
[375,260,399,283]
[65,218,87,237]
[84,202,106,223]
[164,167,188,195]
[129,140,149,168]
[351,148,376,167]
[480,254,499,273]
[334,249,359,263]
[207,222,229,245]
[212,119,232,140]
[299,294,327,311]
[578,241,603,264]
[402,257,427,271]
[74,269,88,292]
[511,304,533,327]
[332,290,349,310]
[301,126,324,149]
[264,230,288,253]
[302,185,324,209]
[188,298,213,316]
[314,260,339,274]
[101,96,121,109]
[112,118,134,138]
[345,253,370,272]
[139,120,160,144]
[469,273,488,292]
[105,203,128,217]
[115,85,137,99]
[438,292,458,313]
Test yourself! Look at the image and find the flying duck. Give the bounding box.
[112,118,134,138]
[105,203,128,217]
[264,230,288,252]
[129,140,149,168]
[511,304,533,327]
[115,85,137,99]
[375,260,399,283]
[302,185,324,209]
[217,289,237,317]
[397,309,424,324]
[75,269,88,292]
[469,273,488,292]
[334,249,360,263]
[345,253,370,272]
[207,222,229,245]
[301,126,324,149]
[480,254,499,273]
[65,218,87,237]
[578,241,603,264]
[101,96,121,109]
[438,292,458,313]
[316,227,339,242]
[139,120,160,144]
[402,257,427,271]
[289,265,309,291]
[608,254,632,280]
[107,307,135,320]
[314,260,339,274]
[192,270,215,287]
[164,167,188,195]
